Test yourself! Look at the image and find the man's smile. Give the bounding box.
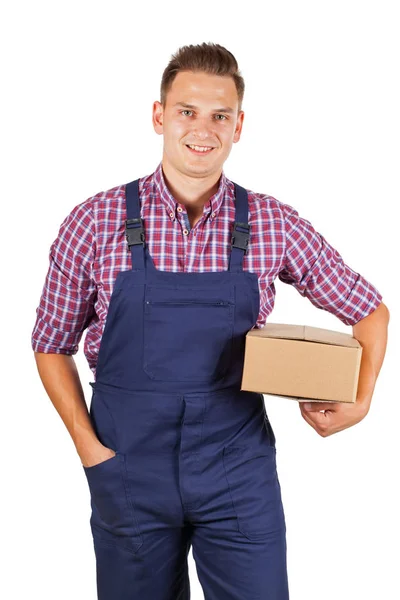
[185,144,215,155]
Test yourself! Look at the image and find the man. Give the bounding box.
[32,42,389,600]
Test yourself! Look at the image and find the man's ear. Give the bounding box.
[233,110,244,143]
[152,101,164,135]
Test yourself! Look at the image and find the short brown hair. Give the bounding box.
[160,42,245,113]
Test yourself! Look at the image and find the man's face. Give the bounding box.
[152,70,244,179]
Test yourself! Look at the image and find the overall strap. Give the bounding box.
[124,177,250,273]
[229,183,250,273]
[125,179,145,271]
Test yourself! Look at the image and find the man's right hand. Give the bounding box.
[80,444,117,468]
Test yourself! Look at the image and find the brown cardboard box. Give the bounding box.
[240,323,362,403]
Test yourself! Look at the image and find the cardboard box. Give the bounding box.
[240,323,362,403]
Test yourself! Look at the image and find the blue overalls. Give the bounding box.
[83,178,289,600]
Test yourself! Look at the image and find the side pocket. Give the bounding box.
[222,446,285,541]
[83,452,143,553]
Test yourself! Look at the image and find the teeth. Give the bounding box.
[188,144,213,152]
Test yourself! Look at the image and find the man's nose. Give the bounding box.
[191,117,214,140]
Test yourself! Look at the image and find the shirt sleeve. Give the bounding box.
[31,200,97,354]
[277,201,383,326]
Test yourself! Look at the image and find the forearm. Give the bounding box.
[352,302,390,410]
[33,352,102,462]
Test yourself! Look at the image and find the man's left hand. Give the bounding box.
[298,396,371,437]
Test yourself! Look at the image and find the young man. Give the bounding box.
[32,42,389,600]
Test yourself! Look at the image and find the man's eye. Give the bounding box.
[180,110,227,120]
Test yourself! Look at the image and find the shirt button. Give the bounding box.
[169,212,174,218]
[177,206,183,213]
[183,229,189,235]
[212,212,216,218]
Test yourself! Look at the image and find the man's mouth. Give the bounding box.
[185,144,215,155]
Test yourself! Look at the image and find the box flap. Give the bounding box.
[248,322,360,348]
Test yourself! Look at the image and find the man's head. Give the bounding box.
[152,43,245,180]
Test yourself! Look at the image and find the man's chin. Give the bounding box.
[184,163,218,177]
[182,155,222,173]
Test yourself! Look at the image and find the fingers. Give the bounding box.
[301,401,338,412]
[300,407,319,432]
[299,401,333,437]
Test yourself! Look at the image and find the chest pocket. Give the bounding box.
[143,291,234,383]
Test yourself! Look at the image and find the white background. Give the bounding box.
[2,1,398,598]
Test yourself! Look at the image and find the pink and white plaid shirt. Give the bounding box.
[31,161,383,377]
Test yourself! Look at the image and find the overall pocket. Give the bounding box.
[143,298,234,382]
[83,451,143,553]
[222,445,285,540]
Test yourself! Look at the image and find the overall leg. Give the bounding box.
[185,390,290,599]
[92,525,193,600]
[84,388,193,600]
[192,519,289,600]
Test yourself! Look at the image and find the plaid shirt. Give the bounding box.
[31,161,383,377]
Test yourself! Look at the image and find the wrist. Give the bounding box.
[75,436,104,463]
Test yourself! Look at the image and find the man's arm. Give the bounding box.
[32,200,115,467]
[276,200,388,435]
[351,301,390,412]
[34,353,115,467]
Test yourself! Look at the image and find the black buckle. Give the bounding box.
[231,221,250,252]
[125,218,145,247]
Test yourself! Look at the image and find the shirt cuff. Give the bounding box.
[31,316,80,354]
[332,274,383,326]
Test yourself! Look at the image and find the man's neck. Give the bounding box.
[161,158,221,211]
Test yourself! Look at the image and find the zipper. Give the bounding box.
[145,300,230,307]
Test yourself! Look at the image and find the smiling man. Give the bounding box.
[31,42,389,600]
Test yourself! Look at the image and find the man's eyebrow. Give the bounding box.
[173,102,235,114]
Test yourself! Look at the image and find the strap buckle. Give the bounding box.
[231,221,250,252]
[125,218,145,247]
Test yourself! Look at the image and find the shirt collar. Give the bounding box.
[152,161,229,222]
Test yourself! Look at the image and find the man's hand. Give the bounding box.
[298,397,370,437]
[81,444,117,468]
[299,302,390,437]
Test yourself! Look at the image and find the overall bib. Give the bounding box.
[83,179,289,600]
